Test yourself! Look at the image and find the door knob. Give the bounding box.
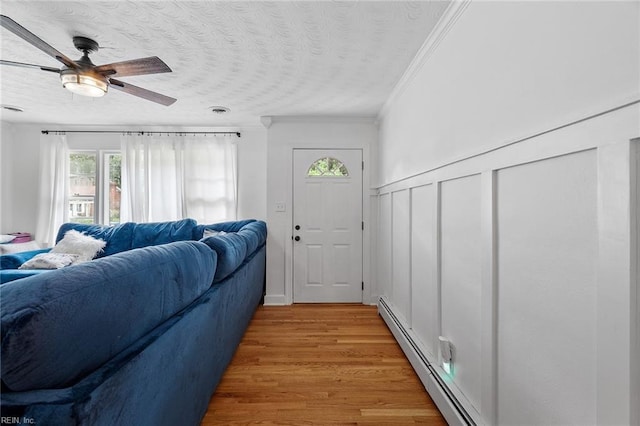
[295,225,300,230]
[294,236,301,241]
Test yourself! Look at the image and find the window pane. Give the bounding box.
[107,153,122,225]
[69,153,96,224]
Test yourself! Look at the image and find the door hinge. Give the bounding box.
[362,281,364,290]
[362,161,364,170]
[362,221,364,230]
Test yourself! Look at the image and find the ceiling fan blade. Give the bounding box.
[94,56,171,78]
[109,78,176,106]
[0,15,78,69]
[1,59,59,73]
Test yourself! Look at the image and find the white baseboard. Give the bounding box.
[378,297,473,426]
[263,294,287,305]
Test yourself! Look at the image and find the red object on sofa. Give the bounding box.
[9,233,32,244]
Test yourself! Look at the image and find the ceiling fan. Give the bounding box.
[0,15,177,106]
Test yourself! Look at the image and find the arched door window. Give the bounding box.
[307,157,349,177]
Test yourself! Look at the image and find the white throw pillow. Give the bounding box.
[202,229,227,238]
[51,229,106,263]
[19,253,79,270]
[0,234,16,243]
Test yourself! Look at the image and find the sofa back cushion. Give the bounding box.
[193,219,255,240]
[56,222,135,257]
[0,269,49,284]
[0,241,216,392]
[200,232,248,283]
[237,221,267,255]
[131,218,197,249]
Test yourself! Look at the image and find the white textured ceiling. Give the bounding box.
[0,1,450,126]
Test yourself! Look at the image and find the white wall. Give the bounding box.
[237,126,267,221]
[375,1,640,425]
[263,117,376,305]
[0,122,41,235]
[0,123,267,236]
[378,0,639,186]
[0,121,14,233]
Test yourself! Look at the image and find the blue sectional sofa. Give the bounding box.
[0,218,267,426]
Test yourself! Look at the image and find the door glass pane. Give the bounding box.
[69,153,96,224]
[307,157,349,177]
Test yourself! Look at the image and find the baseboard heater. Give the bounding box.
[378,297,476,426]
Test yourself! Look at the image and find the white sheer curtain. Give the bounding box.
[120,133,237,224]
[35,133,69,247]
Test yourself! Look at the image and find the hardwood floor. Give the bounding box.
[202,304,446,425]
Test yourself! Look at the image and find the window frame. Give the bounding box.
[102,151,121,225]
[68,149,121,225]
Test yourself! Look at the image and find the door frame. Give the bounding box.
[277,144,374,306]
[291,148,364,303]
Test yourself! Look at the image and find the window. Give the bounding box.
[69,151,121,225]
[105,153,122,224]
[307,157,349,177]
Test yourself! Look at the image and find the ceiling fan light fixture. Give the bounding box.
[60,71,107,97]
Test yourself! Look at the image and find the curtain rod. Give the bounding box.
[41,130,241,137]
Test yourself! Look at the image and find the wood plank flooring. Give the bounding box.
[202,304,446,425]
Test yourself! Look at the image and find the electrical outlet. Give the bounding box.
[275,203,286,212]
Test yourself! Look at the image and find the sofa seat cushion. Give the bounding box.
[201,232,248,283]
[56,222,135,257]
[0,241,216,392]
[131,218,197,249]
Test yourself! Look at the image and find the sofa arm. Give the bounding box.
[0,249,51,270]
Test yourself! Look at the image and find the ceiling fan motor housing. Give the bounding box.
[72,36,99,54]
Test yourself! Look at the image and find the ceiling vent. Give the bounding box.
[1,105,24,112]
[209,106,230,114]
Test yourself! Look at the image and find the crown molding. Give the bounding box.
[377,0,472,121]
[260,116,273,129]
[265,115,377,125]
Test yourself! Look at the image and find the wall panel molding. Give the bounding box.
[373,105,639,424]
[479,171,497,424]
[596,143,635,425]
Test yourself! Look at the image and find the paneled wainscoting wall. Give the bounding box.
[374,104,639,425]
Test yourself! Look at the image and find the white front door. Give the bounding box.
[293,149,363,303]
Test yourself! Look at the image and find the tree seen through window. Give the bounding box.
[307,157,349,177]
